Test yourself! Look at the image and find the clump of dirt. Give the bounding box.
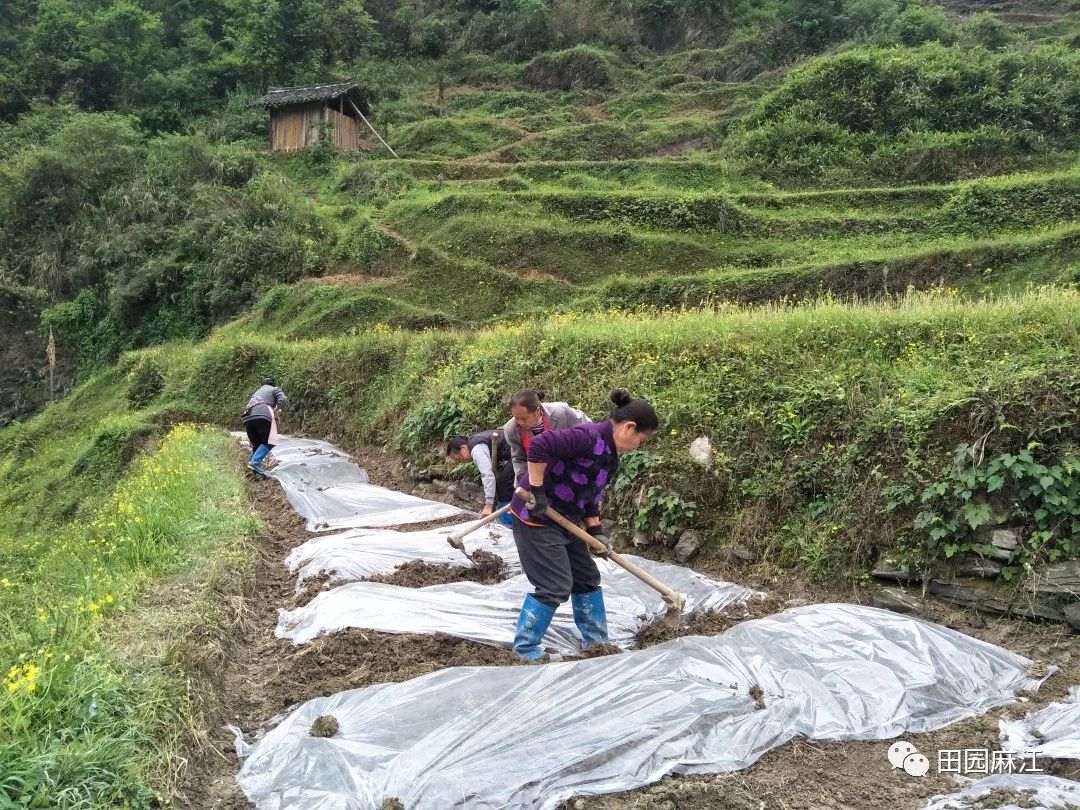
[576,643,622,659]
[968,789,1038,809]
[309,715,339,738]
[636,595,782,647]
[380,799,405,810]
[368,551,506,588]
[465,550,507,582]
[289,571,346,608]
[749,684,765,710]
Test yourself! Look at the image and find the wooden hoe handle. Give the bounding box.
[514,487,686,611]
[447,502,514,546]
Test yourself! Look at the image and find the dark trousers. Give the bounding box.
[244,418,273,449]
[512,519,600,608]
[494,462,516,503]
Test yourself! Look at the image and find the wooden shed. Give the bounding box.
[251,80,373,152]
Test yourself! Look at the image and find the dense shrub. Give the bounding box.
[733,43,1080,183]
[126,356,165,408]
[391,117,519,158]
[938,173,1080,234]
[522,45,615,90]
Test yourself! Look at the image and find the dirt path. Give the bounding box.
[177,442,1079,810]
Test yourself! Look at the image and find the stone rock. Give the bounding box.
[987,529,1019,563]
[928,579,1065,622]
[871,553,917,584]
[688,436,713,469]
[574,801,586,810]
[784,598,810,608]
[729,544,759,565]
[402,460,433,482]
[448,481,484,502]
[1025,561,1080,596]
[631,531,651,548]
[1064,602,1080,631]
[951,555,1003,580]
[674,530,703,563]
[872,587,921,614]
[661,532,679,549]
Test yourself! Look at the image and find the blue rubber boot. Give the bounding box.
[496,500,513,527]
[571,588,609,650]
[513,594,556,661]
[249,444,271,479]
[251,443,271,468]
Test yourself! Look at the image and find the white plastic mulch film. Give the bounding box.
[285,523,523,585]
[276,555,759,652]
[921,775,1080,809]
[239,604,1049,810]
[263,437,464,531]
[1000,686,1080,761]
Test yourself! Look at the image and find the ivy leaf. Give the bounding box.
[961,502,991,529]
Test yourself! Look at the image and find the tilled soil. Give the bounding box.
[287,570,346,608]
[174,474,520,810]
[636,594,785,647]
[179,440,1080,810]
[368,549,507,587]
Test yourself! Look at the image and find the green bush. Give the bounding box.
[958,11,1015,51]
[751,44,1079,139]
[733,43,1080,183]
[126,356,165,408]
[522,45,614,90]
[391,117,518,158]
[888,4,954,45]
[938,173,1080,234]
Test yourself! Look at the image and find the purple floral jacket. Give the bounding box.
[510,421,618,524]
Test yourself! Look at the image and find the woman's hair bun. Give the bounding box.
[610,389,632,408]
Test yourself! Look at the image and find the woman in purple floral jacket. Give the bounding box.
[508,389,659,659]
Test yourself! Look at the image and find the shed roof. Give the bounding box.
[251,81,368,113]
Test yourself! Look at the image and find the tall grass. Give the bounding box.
[0,425,257,807]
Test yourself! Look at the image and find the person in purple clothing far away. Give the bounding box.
[508,389,659,660]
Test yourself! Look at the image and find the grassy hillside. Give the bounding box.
[2,7,1078,411]
[8,288,1080,576]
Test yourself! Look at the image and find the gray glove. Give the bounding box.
[586,525,613,556]
[527,485,549,514]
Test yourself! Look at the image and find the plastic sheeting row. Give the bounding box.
[284,523,523,584]
[922,775,1080,809]
[277,553,760,653]
[1001,686,1080,761]
[239,603,1050,810]
[251,435,465,531]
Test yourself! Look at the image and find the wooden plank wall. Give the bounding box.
[270,103,361,152]
[270,103,321,152]
[326,108,360,151]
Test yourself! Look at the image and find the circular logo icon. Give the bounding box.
[903,752,930,777]
[887,741,918,769]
